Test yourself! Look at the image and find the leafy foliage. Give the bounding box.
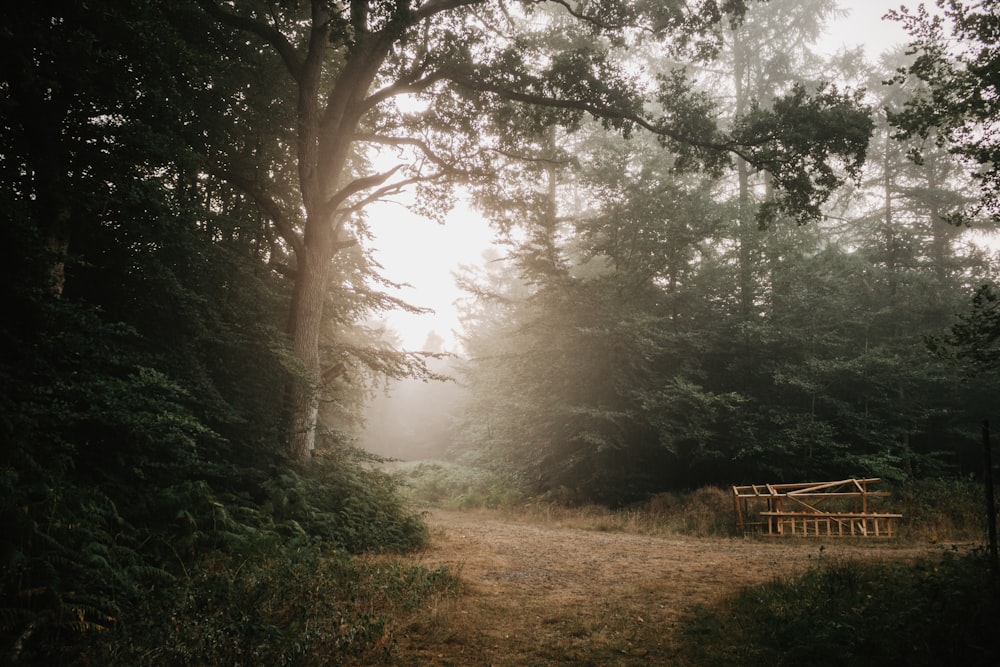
[0,2,440,662]
[451,0,997,502]
[393,460,526,510]
[888,0,1000,221]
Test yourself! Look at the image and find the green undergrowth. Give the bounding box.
[674,549,1000,666]
[394,462,989,543]
[392,460,526,509]
[98,547,457,666]
[1,440,448,665]
[509,486,739,537]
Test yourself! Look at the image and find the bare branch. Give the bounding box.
[365,68,449,111]
[340,171,451,216]
[490,146,573,167]
[543,0,634,32]
[354,133,464,172]
[414,0,487,22]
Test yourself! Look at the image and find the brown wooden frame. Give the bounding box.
[732,478,902,537]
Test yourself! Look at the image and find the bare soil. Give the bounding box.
[392,509,957,666]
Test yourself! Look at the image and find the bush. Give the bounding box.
[262,445,429,554]
[889,477,986,541]
[95,546,456,666]
[675,550,1000,666]
[392,461,526,510]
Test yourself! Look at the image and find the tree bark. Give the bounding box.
[284,237,333,457]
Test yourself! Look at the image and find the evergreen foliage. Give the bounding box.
[451,0,1000,503]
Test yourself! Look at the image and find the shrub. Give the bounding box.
[889,477,986,541]
[95,547,457,666]
[393,461,526,510]
[262,445,429,554]
[675,550,1000,666]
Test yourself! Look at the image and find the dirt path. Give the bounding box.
[392,510,954,666]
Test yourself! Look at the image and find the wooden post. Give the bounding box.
[984,419,998,577]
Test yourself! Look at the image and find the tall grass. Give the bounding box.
[511,487,739,537]
[889,477,986,541]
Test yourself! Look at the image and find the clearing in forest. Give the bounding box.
[392,509,955,666]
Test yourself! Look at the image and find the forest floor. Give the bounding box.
[389,509,962,666]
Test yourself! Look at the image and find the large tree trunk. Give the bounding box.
[285,239,333,457]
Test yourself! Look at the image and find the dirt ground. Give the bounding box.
[391,509,958,666]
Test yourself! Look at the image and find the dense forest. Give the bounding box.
[442,2,1000,503]
[1,0,998,663]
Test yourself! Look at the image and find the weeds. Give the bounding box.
[889,477,986,541]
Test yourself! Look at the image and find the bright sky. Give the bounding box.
[367,0,923,351]
[819,0,914,56]
[367,197,496,350]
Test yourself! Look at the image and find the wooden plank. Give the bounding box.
[759,512,902,519]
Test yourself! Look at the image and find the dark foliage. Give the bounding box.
[0,2,431,663]
[676,550,1000,666]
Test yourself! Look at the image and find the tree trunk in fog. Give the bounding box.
[202,2,401,457]
[285,239,335,457]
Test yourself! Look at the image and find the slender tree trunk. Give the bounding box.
[733,32,755,324]
[883,129,898,297]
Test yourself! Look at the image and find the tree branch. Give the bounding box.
[321,165,405,219]
[195,0,303,80]
[544,0,637,32]
[209,167,305,259]
[355,133,466,172]
[340,171,452,217]
[414,0,487,22]
[446,71,739,157]
[364,67,449,112]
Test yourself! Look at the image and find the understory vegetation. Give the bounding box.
[396,461,986,542]
[676,550,1000,666]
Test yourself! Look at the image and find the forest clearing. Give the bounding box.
[5,0,1000,664]
[389,509,961,666]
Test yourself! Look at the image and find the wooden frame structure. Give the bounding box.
[732,478,902,538]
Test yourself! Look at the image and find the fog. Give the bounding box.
[357,331,465,461]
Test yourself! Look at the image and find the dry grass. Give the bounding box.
[387,507,958,666]
[503,486,740,538]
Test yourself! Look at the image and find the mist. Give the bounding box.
[358,331,465,462]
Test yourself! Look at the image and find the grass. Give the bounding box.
[395,461,990,542]
[87,470,991,665]
[508,486,739,537]
[674,549,1000,666]
[391,460,525,510]
[386,467,998,665]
